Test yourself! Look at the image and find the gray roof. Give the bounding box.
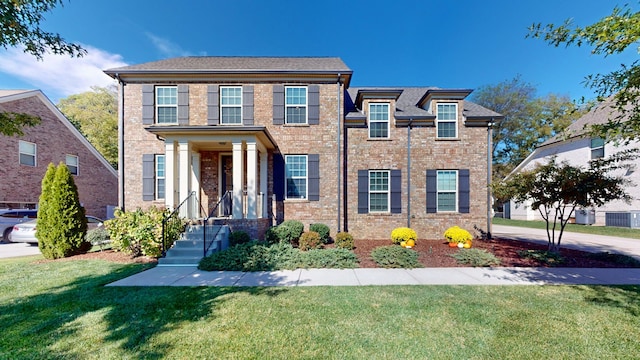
[346,86,502,120]
[105,56,352,74]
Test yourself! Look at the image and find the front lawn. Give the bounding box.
[493,217,640,239]
[1,256,640,359]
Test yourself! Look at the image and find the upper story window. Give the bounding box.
[155,155,165,200]
[591,138,605,159]
[66,155,78,175]
[156,86,177,124]
[19,140,36,166]
[285,87,307,124]
[369,170,390,212]
[437,103,457,138]
[220,86,242,124]
[437,170,458,212]
[285,155,307,199]
[369,103,390,139]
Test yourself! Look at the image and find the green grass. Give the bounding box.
[2,256,640,359]
[493,217,640,239]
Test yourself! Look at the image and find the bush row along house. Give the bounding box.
[506,99,640,226]
[105,57,502,239]
[0,90,118,219]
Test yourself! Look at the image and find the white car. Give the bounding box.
[8,216,104,245]
[0,209,38,242]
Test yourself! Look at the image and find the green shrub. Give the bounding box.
[517,250,565,266]
[309,223,331,244]
[37,163,90,259]
[299,231,322,251]
[105,207,185,258]
[444,226,473,244]
[263,226,280,244]
[390,227,417,245]
[586,252,640,267]
[450,248,501,266]
[275,220,304,245]
[229,230,251,247]
[335,231,354,250]
[87,227,110,250]
[291,248,358,269]
[370,245,423,268]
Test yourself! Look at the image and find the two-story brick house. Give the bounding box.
[105,57,501,240]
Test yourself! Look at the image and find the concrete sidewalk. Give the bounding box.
[107,266,640,287]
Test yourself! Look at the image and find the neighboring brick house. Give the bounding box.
[506,99,640,226]
[105,57,501,239]
[0,90,118,219]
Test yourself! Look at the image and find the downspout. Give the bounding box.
[407,119,412,228]
[337,74,342,233]
[487,119,494,240]
[115,73,125,211]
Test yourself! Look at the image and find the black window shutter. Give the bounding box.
[390,169,402,214]
[142,154,155,201]
[142,85,155,125]
[308,154,320,201]
[358,170,369,214]
[308,85,320,125]
[273,153,285,201]
[459,169,470,213]
[243,85,254,125]
[207,85,219,125]
[273,85,285,125]
[426,170,437,213]
[178,85,189,124]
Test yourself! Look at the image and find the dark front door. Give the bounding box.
[221,155,233,216]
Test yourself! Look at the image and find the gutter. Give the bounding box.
[115,73,125,210]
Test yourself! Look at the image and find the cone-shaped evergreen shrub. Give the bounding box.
[37,162,89,259]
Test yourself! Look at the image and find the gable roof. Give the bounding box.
[0,89,118,178]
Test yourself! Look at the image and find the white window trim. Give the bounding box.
[285,155,308,200]
[66,154,79,175]
[437,170,458,212]
[368,103,390,139]
[155,86,178,124]
[220,86,243,125]
[155,154,165,200]
[19,140,36,167]
[369,170,390,213]
[436,103,458,139]
[285,86,308,124]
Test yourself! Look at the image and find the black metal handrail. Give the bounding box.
[203,190,232,257]
[161,191,205,257]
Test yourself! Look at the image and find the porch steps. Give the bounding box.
[157,224,230,266]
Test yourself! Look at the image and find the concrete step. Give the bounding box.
[159,224,229,266]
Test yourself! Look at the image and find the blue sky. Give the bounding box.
[0,0,637,103]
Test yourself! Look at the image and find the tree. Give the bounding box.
[0,111,40,136]
[493,151,636,253]
[57,86,118,168]
[472,76,583,180]
[528,3,640,142]
[37,162,89,259]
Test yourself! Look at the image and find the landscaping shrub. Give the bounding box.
[586,252,640,267]
[444,226,473,245]
[335,231,354,250]
[309,223,331,244]
[87,227,110,250]
[105,207,185,257]
[391,227,417,245]
[450,248,501,266]
[229,230,251,247]
[517,249,565,266]
[37,163,90,259]
[299,231,322,251]
[371,245,422,268]
[292,248,358,269]
[263,226,280,244]
[275,220,304,245]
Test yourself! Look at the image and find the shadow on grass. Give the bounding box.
[0,260,288,359]
[578,285,640,316]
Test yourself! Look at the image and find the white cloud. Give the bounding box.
[145,32,194,58]
[0,45,127,100]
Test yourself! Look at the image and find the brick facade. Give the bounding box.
[109,57,500,240]
[0,91,118,219]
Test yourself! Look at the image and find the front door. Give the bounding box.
[221,155,233,216]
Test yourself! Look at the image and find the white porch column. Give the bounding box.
[260,151,268,218]
[178,140,191,218]
[246,142,258,219]
[232,141,244,219]
[165,141,176,210]
[191,153,201,218]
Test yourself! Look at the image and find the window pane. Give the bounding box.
[437,104,457,120]
[591,148,605,159]
[221,87,242,105]
[20,153,35,166]
[369,104,389,120]
[369,122,388,138]
[286,107,306,124]
[369,193,389,212]
[157,87,177,105]
[221,107,242,124]
[19,141,35,155]
[286,87,307,105]
[437,171,457,191]
[157,107,177,123]
[156,156,165,177]
[591,138,605,148]
[437,122,456,138]
[369,171,389,191]
[157,179,165,199]
[287,179,307,199]
[437,193,456,212]
[285,155,307,199]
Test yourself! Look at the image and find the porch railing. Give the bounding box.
[203,190,232,257]
[161,191,205,257]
